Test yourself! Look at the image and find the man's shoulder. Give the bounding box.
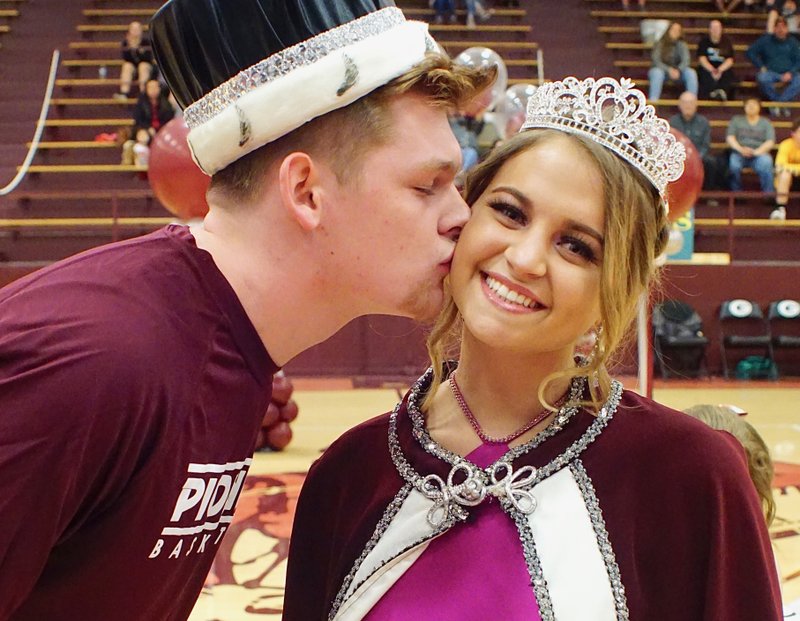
[759,116,776,129]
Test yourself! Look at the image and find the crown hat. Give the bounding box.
[521,77,685,207]
[150,0,435,175]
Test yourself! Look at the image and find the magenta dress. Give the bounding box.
[364,442,543,620]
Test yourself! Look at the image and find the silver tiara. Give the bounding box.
[521,77,685,200]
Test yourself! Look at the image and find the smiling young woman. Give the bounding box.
[283,78,783,621]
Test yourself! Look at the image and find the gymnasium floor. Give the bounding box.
[188,378,800,620]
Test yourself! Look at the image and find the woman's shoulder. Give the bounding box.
[606,389,748,476]
[326,412,393,455]
[305,411,395,481]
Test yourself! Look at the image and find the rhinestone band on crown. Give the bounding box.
[184,7,407,130]
[521,77,685,200]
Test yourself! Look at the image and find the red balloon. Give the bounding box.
[262,402,280,428]
[278,399,299,423]
[271,374,294,406]
[266,421,293,451]
[148,117,210,220]
[666,128,704,222]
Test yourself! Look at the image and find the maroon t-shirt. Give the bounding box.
[0,225,278,620]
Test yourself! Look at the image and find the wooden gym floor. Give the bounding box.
[188,378,800,620]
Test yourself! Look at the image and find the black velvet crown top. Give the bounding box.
[150,0,396,111]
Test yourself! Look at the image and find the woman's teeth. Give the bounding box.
[485,275,536,308]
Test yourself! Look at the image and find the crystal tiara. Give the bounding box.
[521,77,685,200]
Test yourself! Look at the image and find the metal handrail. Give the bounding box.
[0,50,61,196]
[536,48,543,85]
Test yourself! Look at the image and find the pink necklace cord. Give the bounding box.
[448,373,567,445]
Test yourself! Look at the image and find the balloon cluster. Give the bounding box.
[255,372,299,452]
[454,47,509,113]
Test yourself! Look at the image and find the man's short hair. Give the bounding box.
[208,53,495,204]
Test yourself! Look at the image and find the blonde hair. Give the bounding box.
[209,53,496,204]
[425,129,669,412]
[683,404,776,526]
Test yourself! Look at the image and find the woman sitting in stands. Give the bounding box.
[121,80,174,166]
[283,77,782,620]
[648,21,699,101]
[116,21,154,100]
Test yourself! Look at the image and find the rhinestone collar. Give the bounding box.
[388,367,623,526]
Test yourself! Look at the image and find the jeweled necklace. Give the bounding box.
[449,372,568,445]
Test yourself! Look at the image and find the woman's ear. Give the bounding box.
[278,152,323,231]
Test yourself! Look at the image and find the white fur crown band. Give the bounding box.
[183,7,433,175]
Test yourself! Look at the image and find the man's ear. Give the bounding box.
[278,152,324,231]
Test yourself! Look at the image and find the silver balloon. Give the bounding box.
[454,47,509,110]
[506,83,538,106]
[496,83,538,136]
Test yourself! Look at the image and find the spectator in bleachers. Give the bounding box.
[746,17,800,113]
[133,79,174,139]
[767,0,800,38]
[771,116,800,218]
[648,22,699,100]
[670,91,729,189]
[726,97,776,192]
[122,80,174,167]
[449,90,493,175]
[116,21,154,101]
[431,0,456,25]
[697,19,736,101]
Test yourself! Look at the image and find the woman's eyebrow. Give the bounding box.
[490,186,532,208]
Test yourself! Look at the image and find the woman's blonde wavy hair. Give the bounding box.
[424,129,670,412]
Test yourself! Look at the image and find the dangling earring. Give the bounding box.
[591,324,604,362]
[578,324,603,365]
[575,324,601,368]
[587,324,604,389]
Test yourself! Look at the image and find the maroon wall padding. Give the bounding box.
[2,260,797,379]
[525,0,616,81]
[661,263,799,374]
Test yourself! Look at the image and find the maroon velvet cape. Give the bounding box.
[284,388,782,621]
